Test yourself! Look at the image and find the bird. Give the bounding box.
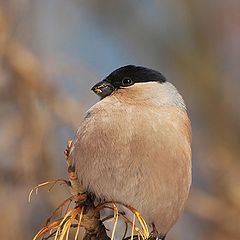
[67,65,192,239]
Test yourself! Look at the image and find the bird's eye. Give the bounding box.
[122,78,134,86]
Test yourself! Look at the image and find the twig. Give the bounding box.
[28,179,69,202]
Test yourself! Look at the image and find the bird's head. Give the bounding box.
[91,65,186,110]
[91,65,166,98]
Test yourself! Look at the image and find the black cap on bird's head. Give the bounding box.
[91,65,166,99]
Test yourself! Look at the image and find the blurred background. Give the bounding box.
[0,0,240,239]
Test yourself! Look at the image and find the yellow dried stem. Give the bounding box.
[65,225,71,240]
[96,202,149,239]
[33,199,148,240]
[58,218,71,240]
[122,205,149,237]
[74,207,84,240]
[32,194,86,240]
[33,218,63,240]
[134,212,149,238]
[30,172,149,240]
[130,213,136,240]
[45,195,75,226]
[28,179,68,202]
[119,213,144,239]
[59,207,79,240]
[111,203,119,240]
[33,228,46,240]
[98,203,146,239]
[54,208,75,240]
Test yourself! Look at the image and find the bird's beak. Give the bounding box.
[91,80,115,98]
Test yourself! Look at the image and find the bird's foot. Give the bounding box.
[148,235,166,240]
[148,223,166,240]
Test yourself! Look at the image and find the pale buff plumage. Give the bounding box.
[68,82,192,236]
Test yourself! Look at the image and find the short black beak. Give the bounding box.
[91,80,115,98]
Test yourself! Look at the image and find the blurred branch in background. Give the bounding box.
[0,3,84,239]
[0,1,240,240]
[0,5,83,179]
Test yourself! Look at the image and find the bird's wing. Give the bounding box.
[67,104,137,199]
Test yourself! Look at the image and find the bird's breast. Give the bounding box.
[71,97,191,234]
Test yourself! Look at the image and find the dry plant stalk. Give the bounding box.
[29,140,150,240]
